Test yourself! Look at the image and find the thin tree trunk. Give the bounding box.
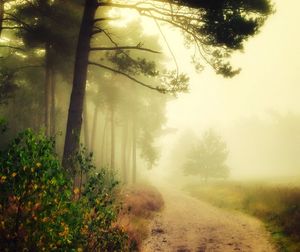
[100,114,108,167]
[127,123,132,182]
[122,120,128,183]
[50,69,56,138]
[132,119,137,183]
[0,0,4,37]
[62,0,98,170]
[83,97,89,149]
[90,102,98,152]
[110,107,115,172]
[45,43,52,137]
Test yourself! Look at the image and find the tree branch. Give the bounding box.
[88,61,161,92]
[10,65,45,76]
[90,46,161,54]
[93,17,120,23]
[0,44,25,51]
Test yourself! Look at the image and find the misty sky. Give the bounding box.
[166,0,299,130]
[151,0,300,179]
[111,0,300,179]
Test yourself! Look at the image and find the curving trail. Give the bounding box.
[141,184,276,252]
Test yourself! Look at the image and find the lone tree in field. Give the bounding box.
[183,130,229,181]
[61,0,273,171]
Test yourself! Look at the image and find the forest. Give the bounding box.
[1,0,300,251]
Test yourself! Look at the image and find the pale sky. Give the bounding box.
[165,0,300,131]
[111,1,300,179]
[152,0,300,179]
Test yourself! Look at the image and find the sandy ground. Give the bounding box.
[141,184,276,252]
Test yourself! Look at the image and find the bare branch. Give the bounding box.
[12,65,44,73]
[0,44,25,51]
[90,46,161,54]
[150,11,179,79]
[88,61,161,92]
[102,29,118,47]
[3,12,32,31]
[93,17,120,23]
[2,26,23,30]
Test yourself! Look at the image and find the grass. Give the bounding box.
[117,184,164,251]
[185,181,300,251]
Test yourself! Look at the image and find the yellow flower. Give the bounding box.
[77,248,83,252]
[36,162,42,168]
[12,172,17,177]
[0,176,6,183]
[73,187,80,195]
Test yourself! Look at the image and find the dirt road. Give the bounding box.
[141,184,276,252]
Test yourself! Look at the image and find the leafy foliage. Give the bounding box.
[106,50,159,77]
[176,0,272,49]
[0,130,129,251]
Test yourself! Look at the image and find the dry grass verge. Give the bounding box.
[117,184,164,251]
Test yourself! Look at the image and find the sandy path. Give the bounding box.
[141,184,276,252]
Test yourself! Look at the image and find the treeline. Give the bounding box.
[0,0,272,184]
[0,1,169,183]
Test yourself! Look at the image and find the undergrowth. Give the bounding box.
[118,185,164,250]
[0,129,130,251]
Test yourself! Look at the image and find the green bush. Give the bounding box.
[0,129,129,251]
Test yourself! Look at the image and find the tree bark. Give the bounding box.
[90,102,99,152]
[83,97,89,149]
[100,114,108,167]
[0,0,4,37]
[50,69,56,138]
[110,107,115,172]
[132,119,137,183]
[62,0,98,170]
[122,120,128,183]
[45,43,52,137]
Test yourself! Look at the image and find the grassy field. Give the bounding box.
[185,180,300,251]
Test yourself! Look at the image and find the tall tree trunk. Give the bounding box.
[0,0,6,39]
[50,69,56,138]
[0,0,4,37]
[132,119,137,183]
[110,107,115,172]
[62,0,98,170]
[122,120,128,183]
[83,97,89,149]
[90,102,99,152]
[45,43,52,137]
[100,114,108,167]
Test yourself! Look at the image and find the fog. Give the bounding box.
[147,0,300,182]
[58,0,300,183]
[3,1,300,250]
[1,0,299,184]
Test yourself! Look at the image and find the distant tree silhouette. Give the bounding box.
[183,129,229,180]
